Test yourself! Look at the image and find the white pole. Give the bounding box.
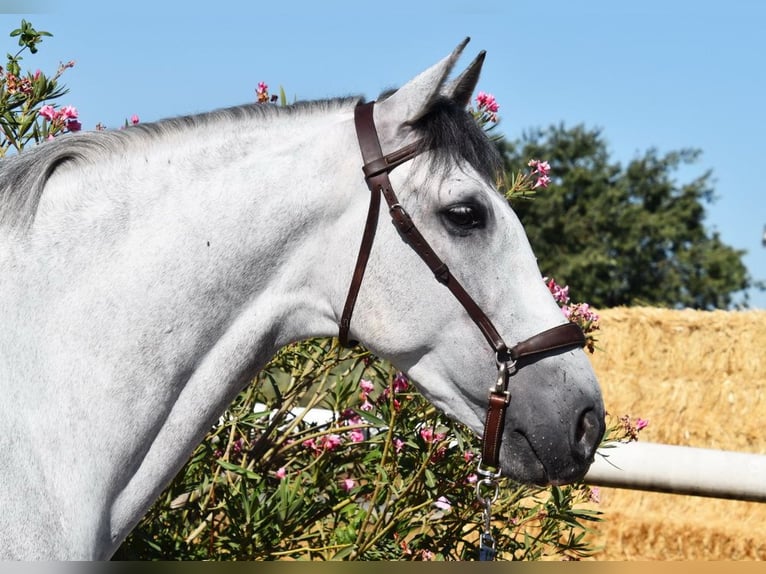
[585,441,766,502]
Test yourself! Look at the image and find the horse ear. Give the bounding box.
[375,38,470,133]
[442,50,485,107]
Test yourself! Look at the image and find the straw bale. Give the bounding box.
[586,307,766,560]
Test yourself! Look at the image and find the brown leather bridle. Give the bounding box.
[340,101,586,474]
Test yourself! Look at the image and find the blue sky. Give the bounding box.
[5,0,765,308]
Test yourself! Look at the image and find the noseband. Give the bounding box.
[341,101,586,473]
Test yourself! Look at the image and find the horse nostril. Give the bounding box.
[573,408,603,463]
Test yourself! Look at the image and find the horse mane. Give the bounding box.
[0,98,362,233]
[0,94,501,233]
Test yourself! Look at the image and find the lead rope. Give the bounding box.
[475,356,514,561]
[476,469,500,560]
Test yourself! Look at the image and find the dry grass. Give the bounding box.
[585,307,766,560]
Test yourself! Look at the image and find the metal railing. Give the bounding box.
[585,441,766,502]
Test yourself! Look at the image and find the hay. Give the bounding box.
[586,307,766,560]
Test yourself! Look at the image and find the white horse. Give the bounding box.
[0,40,604,559]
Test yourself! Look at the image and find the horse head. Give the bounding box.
[341,39,605,485]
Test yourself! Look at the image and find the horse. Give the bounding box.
[0,39,604,560]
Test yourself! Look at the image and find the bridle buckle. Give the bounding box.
[491,359,515,404]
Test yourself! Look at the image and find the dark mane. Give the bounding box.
[411,96,503,183]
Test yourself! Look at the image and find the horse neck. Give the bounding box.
[5,104,363,556]
[33,106,357,354]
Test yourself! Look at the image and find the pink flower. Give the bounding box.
[256,81,269,103]
[528,159,553,188]
[619,415,648,442]
[419,428,446,444]
[276,466,287,479]
[320,434,342,451]
[464,450,475,462]
[393,438,405,453]
[66,119,82,132]
[39,104,56,121]
[528,159,551,176]
[340,478,356,492]
[476,91,499,113]
[589,486,601,504]
[130,114,140,125]
[347,414,363,426]
[433,496,452,512]
[359,399,373,412]
[392,372,409,393]
[466,473,478,484]
[359,379,375,395]
[545,277,570,305]
[59,105,78,120]
[475,91,499,123]
[348,429,365,443]
[565,302,600,324]
[420,549,435,561]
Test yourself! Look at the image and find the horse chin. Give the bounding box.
[495,430,545,485]
[499,429,596,487]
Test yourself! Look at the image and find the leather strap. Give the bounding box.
[481,392,511,472]
[345,100,587,474]
[480,323,586,471]
[338,162,382,347]
[510,322,585,363]
[339,102,422,347]
[344,101,509,358]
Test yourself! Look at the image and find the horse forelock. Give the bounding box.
[0,97,363,233]
[411,96,503,184]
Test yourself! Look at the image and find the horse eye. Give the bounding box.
[442,204,485,232]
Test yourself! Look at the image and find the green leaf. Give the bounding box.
[353,408,386,428]
[332,544,356,560]
[216,459,261,481]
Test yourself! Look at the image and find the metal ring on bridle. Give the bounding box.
[475,476,500,505]
[492,359,514,400]
[495,353,516,377]
[476,456,502,480]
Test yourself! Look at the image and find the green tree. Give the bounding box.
[503,124,750,309]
